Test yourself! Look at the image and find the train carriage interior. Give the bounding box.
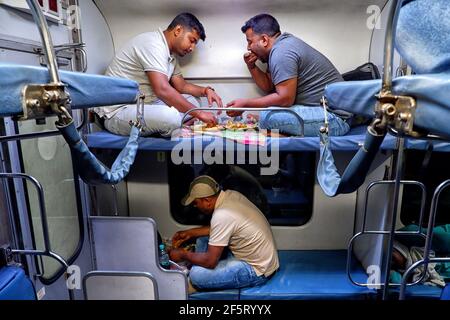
[0,0,449,302]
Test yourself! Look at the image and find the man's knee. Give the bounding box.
[189,266,207,288]
[143,105,181,136]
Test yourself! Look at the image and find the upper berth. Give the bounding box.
[86,126,450,152]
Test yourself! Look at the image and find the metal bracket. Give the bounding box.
[0,245,12,268]
[20,83,71,121]
[374,93,420,137]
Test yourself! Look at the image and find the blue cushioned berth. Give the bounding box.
[189,289,240,300]
[189,251,445,300]
[390,285,443,300]
[190,250,376,300]
[0,267,36,300]
[86,126,450,152]
[0,64,139,117]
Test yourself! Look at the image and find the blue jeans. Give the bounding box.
[259,105,350,136]
[189,237,268,290]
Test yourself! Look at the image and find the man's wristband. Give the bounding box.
[202,86,215,97]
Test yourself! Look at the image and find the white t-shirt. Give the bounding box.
[94,28,182,118]
[209,190,279,277]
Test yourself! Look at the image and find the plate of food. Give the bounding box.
[190,123,224,132]
[223,120,258,131]
[190,119,258,132]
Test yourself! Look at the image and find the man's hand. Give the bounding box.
[206,88,223,110]
[172,230,192,248]
[193,111,217,125]
[244,52,258,70]
[168,248,185,262]
[225,99,248,117]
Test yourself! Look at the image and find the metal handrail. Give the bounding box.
[347,231,427,288]
[361,180,427,233]
[399,179,450,300]
[180,107,305,136]
[0,109,87,143]
[0,173,74,300]
[347,180,428,288]
[25,0,60,84]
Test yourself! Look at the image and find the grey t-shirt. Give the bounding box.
[268,33,343,106]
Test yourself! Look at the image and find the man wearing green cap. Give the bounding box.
[169,175,279,291]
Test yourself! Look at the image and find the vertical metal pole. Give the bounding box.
[381,0,403,94]
[379,0,404,300]
[382,137,405,300]
[112,185,119,216]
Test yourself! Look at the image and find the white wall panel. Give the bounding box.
[94,0,387,77]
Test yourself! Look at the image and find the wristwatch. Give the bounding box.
[202,86,215,96]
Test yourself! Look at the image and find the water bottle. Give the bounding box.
[159,244,170,269]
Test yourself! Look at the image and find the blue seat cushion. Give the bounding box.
[390,285,443,300]
[189,250,375,300]
[0,266,36,300]
[87,126,450,152]
[189,289,240,300]
[240,250,375,300]
[441,284,450,300]
[325,74,450,139]
[0,64,139,117]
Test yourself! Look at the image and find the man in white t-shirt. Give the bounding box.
[93,13,222,137]
[169,175,279,291]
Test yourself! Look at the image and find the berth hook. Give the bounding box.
[319,96,329,135]
[129,93,146,133]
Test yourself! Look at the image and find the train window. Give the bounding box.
[168,152,315,226]
[400,150,450,226]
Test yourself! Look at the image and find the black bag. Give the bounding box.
[334,62,381,126]
[342,62,381,81]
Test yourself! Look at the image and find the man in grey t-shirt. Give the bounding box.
[227,14,349,136]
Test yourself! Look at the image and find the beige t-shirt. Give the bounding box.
[94,28,182,118]
[209,190,279,277]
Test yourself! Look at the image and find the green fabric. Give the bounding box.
[397,224,450,281]
[390,270,403,284]
[398,224,450,255]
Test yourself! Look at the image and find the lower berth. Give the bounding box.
[188,250,444,300]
